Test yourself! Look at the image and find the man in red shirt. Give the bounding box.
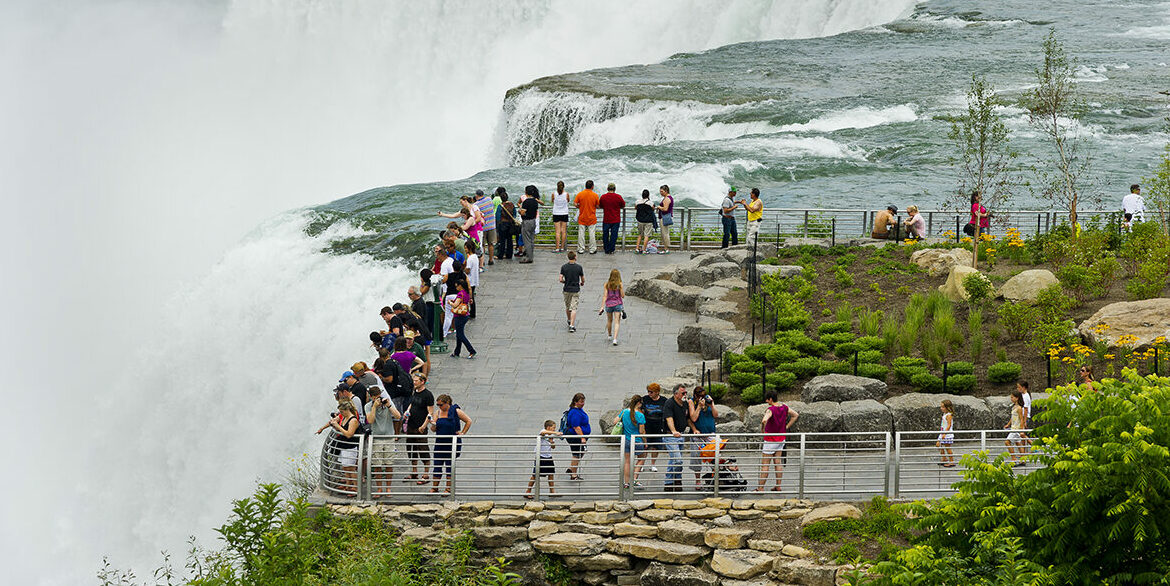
[598,183,626,254]
[574,180,600,255]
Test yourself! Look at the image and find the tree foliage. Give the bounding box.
[1142,146,1170,234]
[873,372,1170,584]
[949,75,1019,218]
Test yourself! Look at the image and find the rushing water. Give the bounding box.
[1,0,933,583]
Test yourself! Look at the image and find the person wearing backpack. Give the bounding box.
[562,393,591,481]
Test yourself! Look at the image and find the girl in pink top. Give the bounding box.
[970,190,990,235]
[758,390,799,492]
[599,269,624,346]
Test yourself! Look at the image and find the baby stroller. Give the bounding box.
[699,437,748,491]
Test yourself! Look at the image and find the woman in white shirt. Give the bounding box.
[551,180,571,253]
[903,205,926,240]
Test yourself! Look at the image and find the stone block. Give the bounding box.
[685,507,724,519]
[800,503,863,527]
[606,538,709,564]
[705,527,753,549]
[910,248,972,277]
[771,558,839,586]
[781,544,815,558]
[562,553,632,571]
[711,549,775,579]
[471,526,528,548]
[939,265,980,301]
[729,509,764,520]
[1079,298,1170,349]
[802,374,888,402]
[613,522,658,538]
[561,522,614,536]
[487,508,535,526]
[640,561,720,586]
[532,532,606,556]
[885,393,991,432]
[714,406,740,424]
[747,538,785,552]
[999,269,1058,303]
[657,519,707,546]
[637,508,678,522]
[527,520,559,539]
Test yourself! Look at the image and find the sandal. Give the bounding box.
[524,494,533,500]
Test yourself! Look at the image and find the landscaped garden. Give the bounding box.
[715,220,1170,407]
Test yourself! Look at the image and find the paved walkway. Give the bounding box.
[427,250,699,435]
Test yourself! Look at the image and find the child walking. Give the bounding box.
[937,400,955,467]
[1005,390,1026,466]
[525,420,562,499]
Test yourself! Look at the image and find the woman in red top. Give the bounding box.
[970,190,990,237]
[448,280,476,359]
[757,390,799,492]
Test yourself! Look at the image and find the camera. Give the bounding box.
[330,412,338,418]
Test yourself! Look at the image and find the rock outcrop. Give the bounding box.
[802,374,888,403]
[999,269,1058,303]
[1078,298,1170,349]
[939,265,981,302]
[911,248,973,277]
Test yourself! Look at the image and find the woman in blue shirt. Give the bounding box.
[565,393,591,481]
[688,386,719,488]
[615,394,646,488]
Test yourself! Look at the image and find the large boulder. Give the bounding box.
[630,278,704,312]
[532,532,606,556]
[714,405,740,423]
[641,561,720,586]
[727,242,778,257]
[697,285,730,302]
[678,317,748,359]
[698,300,740,321]
[711,549,775,579]
[676,261,743,287]
[839,399,893,442]
[711,276,749,290]
[911,248,973,277]
[716,420,747,435]
[999,269,1059,303]
[802,374,887,403]
[744,401,842,436]
[1078,298,1170,349]
[771,558,840,586]
[606,538,708,564]
[939,265,981,301]
[885,393,991,434]
[799,503,863,527]
[598,409,621,435]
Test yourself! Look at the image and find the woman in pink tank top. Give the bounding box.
[757,390,799,492]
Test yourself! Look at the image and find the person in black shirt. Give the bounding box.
[518,185,542,264]
[663,384,692,492]
[559,251,585,332]
[404,372,435,483]
[641,383,668,473]
[635,190,656,253]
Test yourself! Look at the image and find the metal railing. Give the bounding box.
[519,206,1122,251]
[318,428,1040,502]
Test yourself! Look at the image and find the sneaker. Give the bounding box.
[649,466,658,473]
[613,338,618,346]
[569,325,576,333]
[487,260,494,266]
[659,250,670,254]
[449,353,459,358]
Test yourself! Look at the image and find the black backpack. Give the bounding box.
[383,360,414,399]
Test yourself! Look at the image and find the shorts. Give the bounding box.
[406,429,429,460]
[483,228,497,246]
[567,437,586,457]
[938,435,954,445]
[371,439,397,464]
[563,292,580,312]
[643,434,663,449]
[605,304,623,314]
[533,457,555,475]
[391,396,408,415]
[552,214,569,223]
[622,438,646,455]
[338,447,358,467]
[1007,432,1022,442]
[762,441,785,455]
[638,222,653,237]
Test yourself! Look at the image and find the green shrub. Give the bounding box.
[731,359,764,375]
[743,344,774,362]
[723,351,749,370]
[778,356,820,378]
[857,350,884,364]
[911,372,944,392]
[896,365,930,384]
[740,384,765,405]
[776,315,812,331]
[987,361,1022,383]
[818,321,852,335]
[765,345,801,365]
[946,374,977,393]
[820,332,855,350]
[707,383,728,400]
[892,356,928,368]
[997,301,1039,341]
[1035,283,1075,322]
[1027,319,1077,355]
[962,272,994,305]
[858,309,884,337]
[775,330,826,355]
[766,371,797,391]
[857,363,889,381]
[818,360,852,375]
[945,361,974,375]
[856,335,887,351]
[1126,247,1170,300]
[728,372,761,389]
[833,342,863,358]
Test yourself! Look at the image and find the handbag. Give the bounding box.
[963,222,976,237]
[610,412,625,436]
[662,213,674,227]
[451,299,470,316]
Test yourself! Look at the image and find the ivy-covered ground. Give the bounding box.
[714,221,1170,407]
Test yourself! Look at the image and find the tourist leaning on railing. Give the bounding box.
[366,389,400,495]
[317,401,360,493]
[429,394,472,495]
[403,373,434,484]
[616,395,647,489]
[656,185,674,254]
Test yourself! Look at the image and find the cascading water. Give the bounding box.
[0,0,921,583]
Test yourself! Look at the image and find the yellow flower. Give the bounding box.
[1155,336,1167,345]
[1062,357,1075,363]
[960,237,973,244]
[1104,354,1115,360]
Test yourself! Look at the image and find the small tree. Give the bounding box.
[1142,146,1170,234]
[1024,30,1097,231]
[949,75,1019,218]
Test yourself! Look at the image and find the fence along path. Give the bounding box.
[318,429,1039,503]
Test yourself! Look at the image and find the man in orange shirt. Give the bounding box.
[574,180,600,255]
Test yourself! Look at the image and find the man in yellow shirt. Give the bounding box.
[745,188,764,245]
[574,180,600,254]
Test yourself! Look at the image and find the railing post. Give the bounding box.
[928,211,934,236]
[853,351,859,376]
[980,430,987,454]
[366,436,374,499]
[620,207,627,252]
[798,434,807,499]
[831,217,836,247]
[356,434,366,499]
[803,211,809,237]
[942,361,948,394]
[955,216,960,242]
[712,435,721,497]
[450,437,458,498]
[893,431,901,498]
[883,432,892,497]
[861,211,867,237]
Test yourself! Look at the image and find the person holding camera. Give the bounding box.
[316,401,360,494]
[688,386,719,488]
[365,389,401,497]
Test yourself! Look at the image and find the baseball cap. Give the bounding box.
[392,302,406,312]
[475,189,484,196]
[728,186,738,193]
[339,370,355,382]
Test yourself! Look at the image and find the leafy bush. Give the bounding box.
[833,342,863,358]
[1126,246,1170,300]
[743,344,774,362]
[775,315,812,331]
[878,373,1170,584]
[778,356,820,378]
[856,335,887,351]
[892,356,928,368]
[857,363,889,381]
[858,309,883,337]
[987,361,1022,383]
[945,361,974,375]
[911,372,944,392]
[765,345,801,365]
[1035,283,1075,322]
[731,359,764,375]
[723,351,749,370]
[946,374,976,393]
[997,301,1039,341]
[766,371,797,391]
[775,330,827,356]
[728,372,761,389]
[820,332,855,350]
[739,383,765,405]
[818,360,852,375]
[857,350,884,364]
[1026,319,1077,355]
[818,321,852,335]
[962,272,994,305]
[707,383,728,400]
[1057,258,1120,305]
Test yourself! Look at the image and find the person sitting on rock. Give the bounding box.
[872,205,897,239]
